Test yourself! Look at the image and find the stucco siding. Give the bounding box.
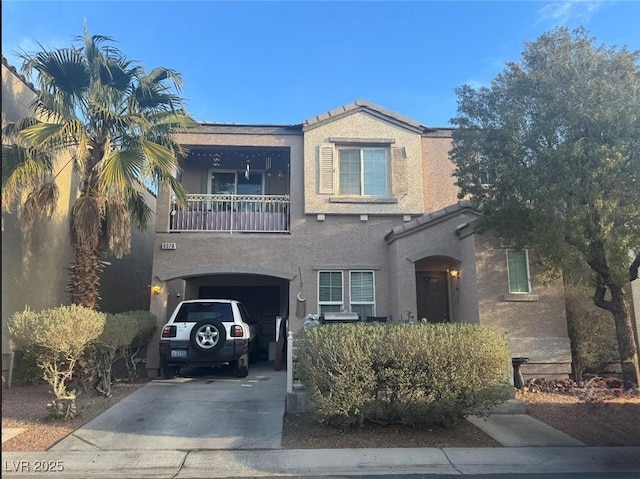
[2,62,76,381]
[303,111,424,215]
[475,235,571,376]
[421,131,460,212]
[386,209,480,325]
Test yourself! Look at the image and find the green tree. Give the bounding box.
[450,27,640,385]
[2,27,194,309]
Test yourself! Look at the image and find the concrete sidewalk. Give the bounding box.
[2,446,639,477]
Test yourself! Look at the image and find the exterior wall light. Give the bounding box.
[449,270,460,278]
[152,285,162,296]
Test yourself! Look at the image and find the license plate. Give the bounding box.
[171,350,187,358]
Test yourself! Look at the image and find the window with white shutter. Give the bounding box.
[318,144,334,194]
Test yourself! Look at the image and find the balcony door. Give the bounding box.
[209,170,264,195]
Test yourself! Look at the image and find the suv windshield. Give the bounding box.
[174,302,234,322]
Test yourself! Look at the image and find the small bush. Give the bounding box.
[10,350,44,385]
[75,310,157,395]
[8,305,105,418]
[297,322,511,428]
[120,310,157,379]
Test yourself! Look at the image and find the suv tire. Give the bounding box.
[232,353,249,378]
[161,361,179,380]
[190,319,226,354]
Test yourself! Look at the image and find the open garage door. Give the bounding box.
[199,284,284,361]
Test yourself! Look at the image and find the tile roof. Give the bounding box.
[2,56,37,93]
[385,200,478,243]
[302,99,430,133]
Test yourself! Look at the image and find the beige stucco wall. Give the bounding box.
[1,62,76,382]
[303,111,425,215]
[421,130,460,211]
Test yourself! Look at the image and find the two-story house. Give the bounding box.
[147,100,572,380]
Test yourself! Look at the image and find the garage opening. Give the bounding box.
[198,276,288,361]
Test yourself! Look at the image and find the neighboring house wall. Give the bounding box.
[2,58,157,383]
[1,59,75,383]
[99,185,157,314]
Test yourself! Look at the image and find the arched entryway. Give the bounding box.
[414,256,460,323]
[164,273,289,361]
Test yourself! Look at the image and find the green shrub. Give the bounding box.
[297,322,511,428]
[8,305,105,418]
[75,310,157,395]
[565,284,619,380]
[115,310,156,381]
[10,350,43,385]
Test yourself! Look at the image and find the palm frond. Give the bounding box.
[126,187,153,230]
[155,173,187,207]
[98,148,145,191]
[70,194,105,252]
[22,181,59,224]
[20,122,66,146]
[23,48,89,107]
[144,67,184,91]
[139,139,176,173]
[2,144,55,212]
[2,117,41,140]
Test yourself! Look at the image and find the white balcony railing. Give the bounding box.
[170,194,290,233]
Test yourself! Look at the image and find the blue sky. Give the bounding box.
[2,1,639,127]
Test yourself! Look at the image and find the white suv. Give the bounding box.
[159,299,257,379]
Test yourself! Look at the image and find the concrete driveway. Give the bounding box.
[51,362,286,451]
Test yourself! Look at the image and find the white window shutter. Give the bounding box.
[318,144,334,194]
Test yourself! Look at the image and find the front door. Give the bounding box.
[416,271,449,323]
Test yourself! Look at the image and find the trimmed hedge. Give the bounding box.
[297,322,511,427]
[8,305,106,418]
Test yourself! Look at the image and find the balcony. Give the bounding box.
[170,194,290,233]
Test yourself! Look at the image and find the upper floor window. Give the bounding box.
[338,147,388,196]
[506,249,531,293]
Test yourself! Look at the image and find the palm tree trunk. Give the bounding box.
[67,246,104,310]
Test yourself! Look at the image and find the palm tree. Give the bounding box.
[2,27,195,309]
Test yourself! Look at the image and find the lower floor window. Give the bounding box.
[350,271,375,318]
[317,270,376,318]
[318,271,343,314]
